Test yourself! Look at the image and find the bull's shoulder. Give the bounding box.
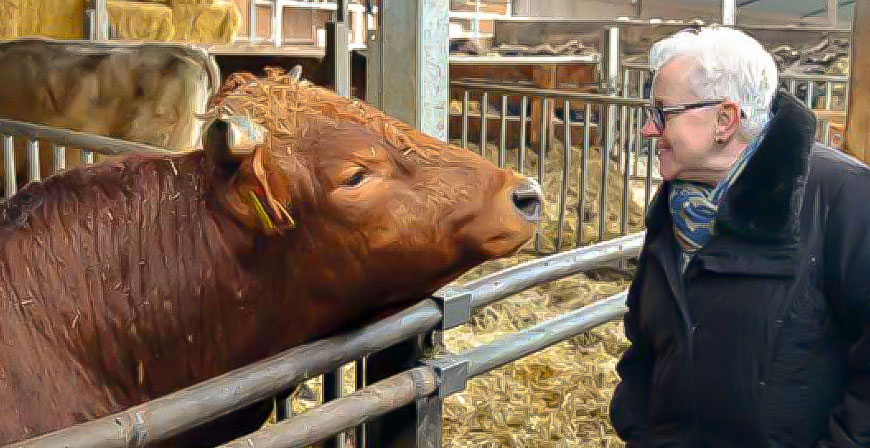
[0,153,208,231]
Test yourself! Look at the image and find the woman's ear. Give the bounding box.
[715,101,742,143]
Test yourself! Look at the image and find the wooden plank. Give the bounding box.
[844,0,870,163]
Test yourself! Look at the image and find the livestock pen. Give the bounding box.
[0,2,861,447]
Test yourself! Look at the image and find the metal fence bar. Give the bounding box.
[464,291,627,377]
[646,137,655,209]
[479,92,489,157]
[354,357,367,448]
[599,103,610,242]
[535,96,548,253]
[322,369,347,448]
[450,81,649,107]
[9,300,442,448]
[789,79,797,96]
[82,150,95,165]
[499,95,508,169]
[461,90,469,149]
[519,96,528,175]
[807,81,816,109]
[556,99,571,252]
[3,135,14,198]
[576,103,591,248]
[427,291,628,398]
[0,118,169,156]
[621,106,631,236]
[464,232,644,309]
[218,367,437,448]
[27,140,39,183]
[53,145,66,174]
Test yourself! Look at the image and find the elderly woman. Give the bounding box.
[609,26,870,447]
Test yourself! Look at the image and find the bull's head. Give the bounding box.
[200,68,543,309]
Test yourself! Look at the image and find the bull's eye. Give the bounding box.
[342,170,367,187]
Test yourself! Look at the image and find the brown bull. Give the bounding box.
[0,69,544,446]
[0,38,219,192]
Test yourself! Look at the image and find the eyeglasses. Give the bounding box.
[645,99,736,131]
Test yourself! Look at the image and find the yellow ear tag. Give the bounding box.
[247,190,276,230]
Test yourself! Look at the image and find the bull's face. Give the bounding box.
[203,71,542,309]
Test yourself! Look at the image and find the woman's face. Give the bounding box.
[642,57,739,185]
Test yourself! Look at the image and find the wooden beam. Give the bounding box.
[844,0,870,163]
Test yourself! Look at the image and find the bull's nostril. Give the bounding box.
[512,178,544,222]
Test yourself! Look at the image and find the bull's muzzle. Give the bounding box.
[511,177,544,222]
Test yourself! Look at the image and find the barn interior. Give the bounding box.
[0,0,864,447]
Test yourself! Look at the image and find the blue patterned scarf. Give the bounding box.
[668,123,770,269]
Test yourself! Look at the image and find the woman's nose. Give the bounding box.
[642,119,661,138]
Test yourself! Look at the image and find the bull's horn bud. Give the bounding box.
[289,65,303,82]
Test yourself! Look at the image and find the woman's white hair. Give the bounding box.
[649,26,779,140]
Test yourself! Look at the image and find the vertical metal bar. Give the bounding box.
[789,79,797,95]
[82,150,95,165]
[621,106,631,236]
[557,99,571,252]
[535,96,548,253]
[334,0,351,98]
[461,90,469,149]
[601,27,620,243]
[576,103,591,248]
[249,0,257,42]
[94,0,109,41]
[599,104,610,242]
[27,140,39,183]
[807,81,816,109]
[822,80,835,145]
[53,145,66,174]
[479,92,489,157]
[825,81,834,110]
[499,95,508,169]
[322,369,346,448]
[519,96,528,175]
[354,357,367,448]
[646,136,655,210]
[722,0,736,26]
[634,71,646,176]
[273,2,283,47]
[3,135,15,199]
[828,0,839,27]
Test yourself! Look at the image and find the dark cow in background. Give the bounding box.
[0,38,219,192]
[0,68,544,446]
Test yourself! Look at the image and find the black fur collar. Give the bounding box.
[646,89,816,244]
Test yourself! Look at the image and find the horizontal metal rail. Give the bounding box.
[215,290,630,448]
[0,118,171,156]
[463,232,643,309]
[459,291,627,379]
[218,366,439,448]
[6,300,442,448]
[450,81,650,106]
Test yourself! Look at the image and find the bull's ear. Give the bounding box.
[203,116,268,174]
[204,116,295,234]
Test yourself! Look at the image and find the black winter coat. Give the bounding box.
[609,90,870,448]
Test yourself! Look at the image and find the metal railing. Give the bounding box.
[5,231,643,448]
[449,80,661,255]
[0,118,172,199]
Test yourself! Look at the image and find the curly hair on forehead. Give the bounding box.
[204,67,445,160]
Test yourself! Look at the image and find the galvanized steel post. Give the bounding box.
[370,0,449,141]
[335,0,351,98]
[722,0,736,26]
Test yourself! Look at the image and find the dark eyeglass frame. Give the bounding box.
[645,99,743,131]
